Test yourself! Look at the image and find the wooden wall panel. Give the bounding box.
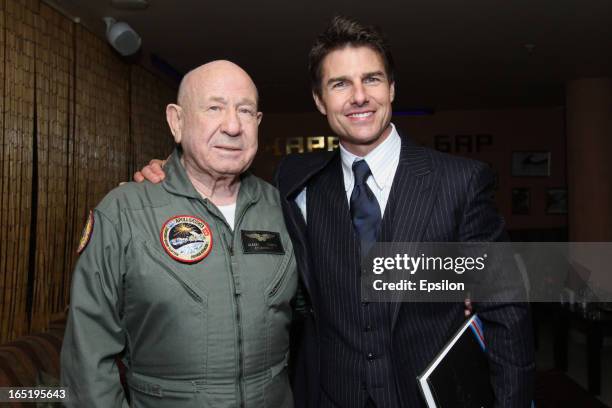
[0,0,36,341]
[0,0,7,344]
[130,65,175,173]
[0,0,177,343]
[29,3,74,332]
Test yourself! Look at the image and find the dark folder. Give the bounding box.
[417,314,494,408]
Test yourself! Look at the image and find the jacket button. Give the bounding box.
[367,352,376,360]
[364,324,372,332]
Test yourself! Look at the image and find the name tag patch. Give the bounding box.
[241,230,284,254]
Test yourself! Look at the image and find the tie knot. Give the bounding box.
[352,159,372,185]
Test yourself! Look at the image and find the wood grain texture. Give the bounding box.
[0,0,177,343]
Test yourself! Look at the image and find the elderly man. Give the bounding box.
[61,61,297,407]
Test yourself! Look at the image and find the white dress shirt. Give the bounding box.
[217,202,236,230]
[294,123,401,223]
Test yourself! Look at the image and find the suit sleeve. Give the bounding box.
[459,163,535,408]
[60,209,129,408]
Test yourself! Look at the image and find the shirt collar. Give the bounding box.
[339,123,401,192]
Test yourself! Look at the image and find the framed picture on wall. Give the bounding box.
[512,188,530,215]
[511,151,551,177]
[546,188,568,214]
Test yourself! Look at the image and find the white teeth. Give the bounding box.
[349,112,373,118]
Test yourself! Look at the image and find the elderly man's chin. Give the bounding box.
[183,153,252,178]
[211,155,254,176]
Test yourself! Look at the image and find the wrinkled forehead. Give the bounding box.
[181,69,259,107]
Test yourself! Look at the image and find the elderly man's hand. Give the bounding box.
[134,159,166,183]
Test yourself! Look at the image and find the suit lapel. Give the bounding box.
[382,136,440,330]
[278,151,336,199]
[322,154,352,220]
[277,152,338,308]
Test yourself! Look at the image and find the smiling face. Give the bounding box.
[166,61,262,179]
[313,45,395,156]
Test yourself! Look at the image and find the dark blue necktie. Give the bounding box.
[350,160,381,254]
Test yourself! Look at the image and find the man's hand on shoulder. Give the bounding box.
[133,159,167,183]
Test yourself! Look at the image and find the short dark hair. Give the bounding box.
[308,16,395,97]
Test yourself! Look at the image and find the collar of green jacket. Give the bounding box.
[161,147,262,207]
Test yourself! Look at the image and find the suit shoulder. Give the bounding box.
[275,151,336,195]
[412,147,494,195]
[279,151,335,172]
[424,147,489,176]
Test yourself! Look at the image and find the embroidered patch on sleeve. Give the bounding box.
[77,210,95,254]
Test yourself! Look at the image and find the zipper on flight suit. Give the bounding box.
[224,232,245,408]
[219,228,245,408]
[218,198,255,408]
[198,195,246,408]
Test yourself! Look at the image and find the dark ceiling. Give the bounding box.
[46,0,612,112]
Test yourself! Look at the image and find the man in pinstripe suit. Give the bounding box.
[273,16,535,408]
[135,16,535,408]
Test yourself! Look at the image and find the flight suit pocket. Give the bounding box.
[139,240,207,304]
[265,251,296,394]
[265,249,295,301]
[128,372,199,407]
[124,240,208,377]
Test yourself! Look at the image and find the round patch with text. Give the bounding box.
[160,215,213,263]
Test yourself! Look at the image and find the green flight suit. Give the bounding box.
[61,149,297,408]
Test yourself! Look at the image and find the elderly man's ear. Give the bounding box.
[166,103,183,145]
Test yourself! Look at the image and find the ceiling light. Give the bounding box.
[103,17,142,56]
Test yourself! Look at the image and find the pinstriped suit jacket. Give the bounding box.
[276,134,535,407]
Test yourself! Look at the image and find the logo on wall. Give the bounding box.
[160,215,212,263]
[263,136,339,156]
